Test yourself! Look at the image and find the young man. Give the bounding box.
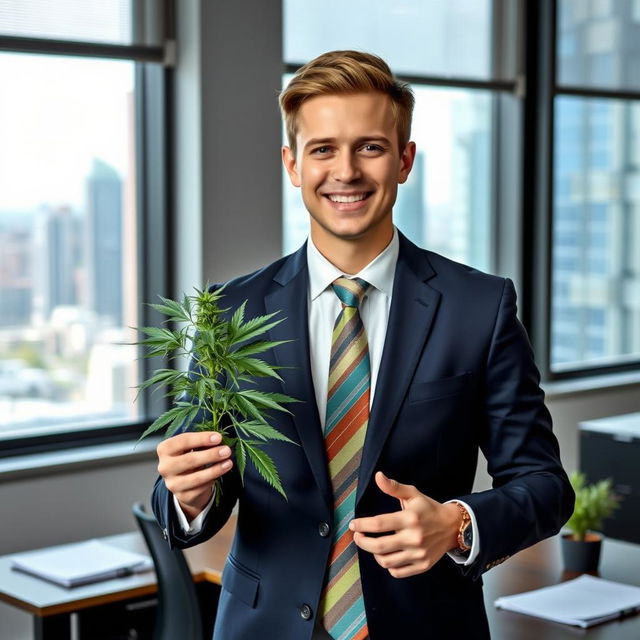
[152,51,574,640]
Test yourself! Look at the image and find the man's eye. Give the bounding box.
[312,146,330,155]
[362,144,384,153]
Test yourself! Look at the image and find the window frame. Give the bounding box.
[283,0,524,281]
[0,3,174,457]
[524,0,640,381]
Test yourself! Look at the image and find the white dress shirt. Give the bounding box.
[174,227,479,565]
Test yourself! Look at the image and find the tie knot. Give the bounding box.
[331,277,370,308]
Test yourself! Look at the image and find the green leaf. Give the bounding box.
[139,403,198,440]
[137,368,187,392]
[137,326,185,356]
[234,419,296,444]
[232,394,268,423]
[165,404,202,438]
[229,311,285,346]
[244,441,287,499]
[238,389,298,413]
[235,439,247,484]
[228,300,248,336]
[232,339,291,358]
[149,295,192,323]
[231,357,283,381]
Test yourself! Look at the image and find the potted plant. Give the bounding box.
[561,471,619,572]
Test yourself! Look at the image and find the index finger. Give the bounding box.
[350,511,404,535]
[157,431,222,456]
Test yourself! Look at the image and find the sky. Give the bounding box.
[0,52,133,211]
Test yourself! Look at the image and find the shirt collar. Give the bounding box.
[306,226,399,301]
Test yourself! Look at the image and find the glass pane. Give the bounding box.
[557,0,640,90]
[551,96,640,371]
[0,53,139,437]
[283,84,493,273]
[284,0,493,80]
[0,0,160,46]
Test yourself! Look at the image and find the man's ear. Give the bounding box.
[397,141,417,184]
[282,146,301,187]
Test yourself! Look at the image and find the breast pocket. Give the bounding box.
[408,372,471,404]
[222,554,260,608]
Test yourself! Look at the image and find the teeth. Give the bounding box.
[328,193,368,203]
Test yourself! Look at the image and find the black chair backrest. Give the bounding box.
[132,501,203,640]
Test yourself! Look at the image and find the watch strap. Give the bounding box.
[455,502,472,552]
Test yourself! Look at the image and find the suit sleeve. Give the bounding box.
[455,278,574,579]
[151,459,240,550]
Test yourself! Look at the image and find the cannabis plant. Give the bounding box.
[137,285,299,499]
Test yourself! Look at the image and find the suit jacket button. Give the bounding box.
[162,528,169,541]
[300,604,313,620]
[319,522,330,537]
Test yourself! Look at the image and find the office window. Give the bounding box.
[0,4,168,446]
[284,0,492,80]
[282,0,511,273]
[0,0,161,47]
[549,0,640,374]
[557,0,640,90]
[283,86,493,272]
[0,53,138,437]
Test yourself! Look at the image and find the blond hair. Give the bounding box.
[279,50,414,155]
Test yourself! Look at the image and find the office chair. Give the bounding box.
[132,502,204,640]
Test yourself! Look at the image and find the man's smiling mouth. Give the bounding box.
[325,192,371,203]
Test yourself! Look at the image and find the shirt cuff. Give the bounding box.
[172,489,215,534]
[445,500,480,566]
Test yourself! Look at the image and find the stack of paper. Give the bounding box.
[495,575,640,628]
[11,540,153,588]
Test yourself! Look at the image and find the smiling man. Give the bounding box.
[282,91,415,275]
[152,51,574,640]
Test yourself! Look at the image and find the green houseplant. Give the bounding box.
[561,471,619,572]
[136,285,299,500]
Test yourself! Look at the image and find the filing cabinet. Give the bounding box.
[579,412,640,544]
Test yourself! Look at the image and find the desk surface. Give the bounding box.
[0,518,235,617]
[1,521,639,639]
[483,536,640,639]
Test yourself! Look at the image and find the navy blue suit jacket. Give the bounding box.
[152,232,574,640]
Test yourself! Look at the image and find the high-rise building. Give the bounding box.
[552,1,640,368]
[85,159,123,326]
[38,205,81,318]
[0,217,32,328]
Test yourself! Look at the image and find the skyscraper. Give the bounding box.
[0,215,32,328]
[85,159,123,327]
[40,205,81,318]
[552,1,640,369]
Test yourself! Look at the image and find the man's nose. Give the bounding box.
[331,152,361,182]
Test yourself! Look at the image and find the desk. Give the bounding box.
[483,536,640,639]
[0,518,235,640]
[2,521,639,640]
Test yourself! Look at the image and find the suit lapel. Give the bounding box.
[264,244,333,511]
[357,235,441,505]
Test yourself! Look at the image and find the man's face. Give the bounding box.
[283,92,415,245]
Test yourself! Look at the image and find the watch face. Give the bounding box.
[463,523,473,548]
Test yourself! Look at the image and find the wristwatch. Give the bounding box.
[455,502,473,552]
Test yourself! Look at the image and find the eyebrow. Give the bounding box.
[303,136,392,150]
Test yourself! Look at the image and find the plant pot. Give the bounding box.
[561,532,602,572]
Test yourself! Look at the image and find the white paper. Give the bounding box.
[495,575,640,628]
[10,540,153,588]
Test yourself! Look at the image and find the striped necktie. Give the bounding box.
[320,277,371,640]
